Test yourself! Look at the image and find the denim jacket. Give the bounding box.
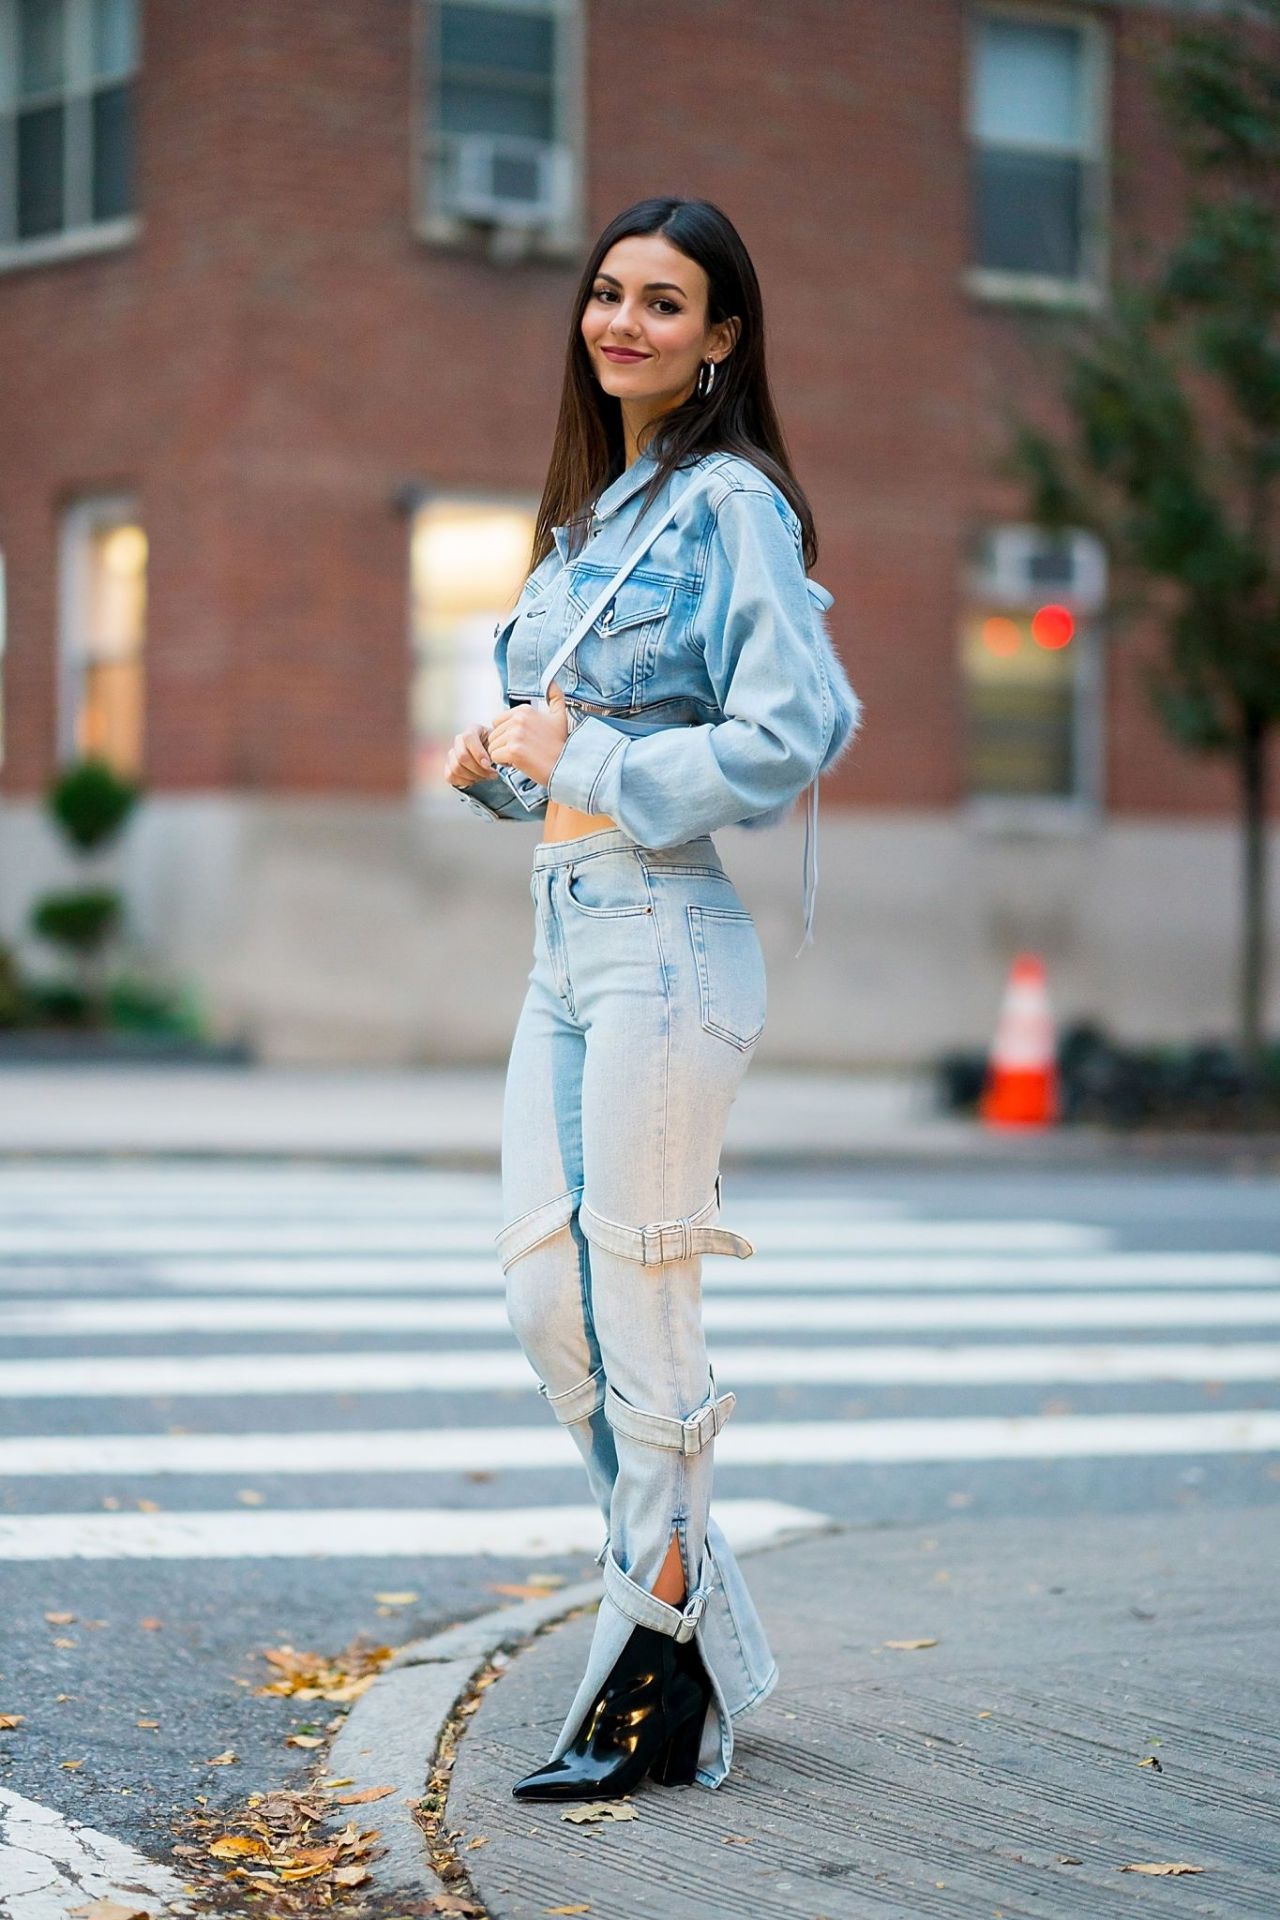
[458,445,863,944]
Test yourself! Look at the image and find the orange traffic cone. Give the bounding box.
[979,952,1059,1128]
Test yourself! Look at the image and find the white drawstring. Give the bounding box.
[795,775,820,956]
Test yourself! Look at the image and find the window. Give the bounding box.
[415,0,583,259]
[409,495,536,789]
[58,495,146,776]
[966,9,1107,303]
[961,522,1105,819]
[0,0,139,261]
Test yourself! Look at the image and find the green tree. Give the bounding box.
[1006,2,1280,1079]
[30,759,140,1023]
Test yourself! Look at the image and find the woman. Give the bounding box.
[446,196,861,1801]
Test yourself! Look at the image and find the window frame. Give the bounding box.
[57,489,145,773]
[959,520,1107,836]
[406,479,541,807]
[962,1,1111,311]
[411,0,585,265]
[0,0,141,275]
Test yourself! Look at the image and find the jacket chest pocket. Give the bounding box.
[562,570,677,707]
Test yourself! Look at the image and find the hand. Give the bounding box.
[486,683,570,789]
[445,723,497,790]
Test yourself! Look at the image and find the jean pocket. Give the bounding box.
[564,855,654,918]
[686,905,767,1049]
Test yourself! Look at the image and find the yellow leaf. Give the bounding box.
[285,1733,325,1749]
[207,1749,238,1765]
[319,1776,355,1788]
[882,1637,938,1650]
[207,1835,270,1860]
[60,1758,85,1770]
[332,1784,395,1804]
[1120,1862,1205,1876]
[487,1582,559,1601]
[374,1591,418,1606]
[0,1714,24,1730]
[544,1908,591,1915]
[45,1611,76,1625]
[135,1720,159,1730]
[135,1499,160,1513]
[53,1638,77,1650]
[333,1865,369,1886]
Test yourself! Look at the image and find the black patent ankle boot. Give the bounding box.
[511,1621,707,1802]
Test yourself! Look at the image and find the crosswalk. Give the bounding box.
[1,1160,1278,1565]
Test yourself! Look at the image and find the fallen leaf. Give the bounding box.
[1139,1755,1163,1771]
[52,1637,77,1649]
[60,1758,85,1770]
[426,1895,486,1915]
[545,1907,591,1915]
[207,1835,270,1860]
[723,1834,753,1844]
[465,1834,490,1849]
[68,1901,151,1920]
[139,1617,163,1631]
[333,1864,369,1886]
[236,1489,265,1506]
[1120,1862,1205,1876]
[207,1749,238,1766]
[135,1719,159,1730]
[285,1733,325,1749]
[560,1801,638,1824]
[0,1714,24,1730]
[135,1499,160,1513]
[319,1776,355,1788]
[487,1582,564,1601]
[883,1637,938,1651]
[332,1784,395,1804]
[374,1591,418,1606]
[45,1610,75,1625]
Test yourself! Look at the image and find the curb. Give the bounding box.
[324,1515,843,1906]
[323,1574,607,1906]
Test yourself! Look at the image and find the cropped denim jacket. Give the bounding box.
[458,445,863,943]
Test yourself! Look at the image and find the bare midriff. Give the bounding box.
[542,798,618,842]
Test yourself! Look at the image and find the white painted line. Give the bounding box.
[4,1407,1278,1479]
[0,1219,1110,1255]
[2,1251,1275,1295]
[0,1340,1277,1398]
[6,1289,1280,1337]
[0,1498,829,1562]
[0,1785,182,1919]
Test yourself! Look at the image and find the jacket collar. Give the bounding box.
[551,446,661,560]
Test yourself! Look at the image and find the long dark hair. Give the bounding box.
[530,196,818,573]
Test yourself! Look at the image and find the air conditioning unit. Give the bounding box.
[967,523,1107,612]
[441,133,571,228]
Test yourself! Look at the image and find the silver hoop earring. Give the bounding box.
[697,357,718,400]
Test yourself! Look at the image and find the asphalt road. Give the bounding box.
[1,1155,1278,1905]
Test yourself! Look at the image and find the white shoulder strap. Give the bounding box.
[536,474,713,703]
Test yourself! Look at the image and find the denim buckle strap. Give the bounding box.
[604,1379,737,1455]
[579,1191,754,1265]
[601,1544,715,1644]
[538,1364,607,1426]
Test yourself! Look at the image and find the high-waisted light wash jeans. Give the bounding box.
[497,824,779,1790]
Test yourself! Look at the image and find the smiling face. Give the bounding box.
[580,232,738,427]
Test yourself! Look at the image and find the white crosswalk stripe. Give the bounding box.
[0,1160,1276,1565]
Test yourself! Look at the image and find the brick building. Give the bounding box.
[0,0,1276,1062]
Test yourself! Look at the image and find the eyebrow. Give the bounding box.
[594,272,688,295]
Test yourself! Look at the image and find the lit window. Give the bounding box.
[967,12,1106,293]
[417,0,581,252]
[59,495,146,776]
[0,0,140,251]
[410,497,535,789]
[961,524,1105,809]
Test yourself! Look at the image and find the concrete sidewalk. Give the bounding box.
[440,1504,1280,1920]
[2,1062,1274,1164]
[0,1064,984,1160]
